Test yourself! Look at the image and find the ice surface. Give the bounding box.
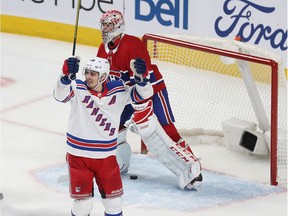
[1,33,287,216]
[33,154,283,211]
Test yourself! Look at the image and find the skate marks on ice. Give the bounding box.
[32,154,283,211]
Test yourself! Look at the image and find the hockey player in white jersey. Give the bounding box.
[53,56,153,216]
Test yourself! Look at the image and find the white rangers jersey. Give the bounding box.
[53,77,153,159]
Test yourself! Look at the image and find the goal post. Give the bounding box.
[141,33,287,186]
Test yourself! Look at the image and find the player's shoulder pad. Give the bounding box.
[74,79,88,90]
[75,79,84,84]
[106,80,126,96]
[106,80,125,90]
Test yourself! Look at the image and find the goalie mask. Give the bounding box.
[99,10,125,44]
[83,57,110,89]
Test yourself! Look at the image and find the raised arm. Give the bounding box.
[129,58,153,103]
[53,57,80,103]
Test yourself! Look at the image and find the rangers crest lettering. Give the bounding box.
[82,95,116,136]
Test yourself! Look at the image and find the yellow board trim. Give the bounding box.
[1,14,102,47]
[1,15,287,79]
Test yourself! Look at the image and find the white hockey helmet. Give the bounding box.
[83,57,110,82]
[99,10,125,44]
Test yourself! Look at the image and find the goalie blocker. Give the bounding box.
[126,100,203,190]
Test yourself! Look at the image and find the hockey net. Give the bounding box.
[142,33,287,186]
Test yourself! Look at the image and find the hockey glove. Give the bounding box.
[132,58,146,75]
[62,57,80,81]
[130,58,149,86]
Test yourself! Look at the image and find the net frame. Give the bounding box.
[141,33,287,186]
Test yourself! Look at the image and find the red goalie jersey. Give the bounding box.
[97,34,166,94]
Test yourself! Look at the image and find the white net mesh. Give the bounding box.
[143,34,287,184]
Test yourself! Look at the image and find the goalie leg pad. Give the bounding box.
[116,128,131,173]
[130,101,202,189]
[117,127,128,144]
[142,123,202,189]
[144,124,202,189]
[116,142,131,174]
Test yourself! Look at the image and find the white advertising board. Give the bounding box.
[2,0,287,66]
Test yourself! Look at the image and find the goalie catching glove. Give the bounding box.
[126,100,203,190]
[130,58,149,86]
[62,56,80,82]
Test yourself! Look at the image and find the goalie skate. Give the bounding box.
[184,173,203,190]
